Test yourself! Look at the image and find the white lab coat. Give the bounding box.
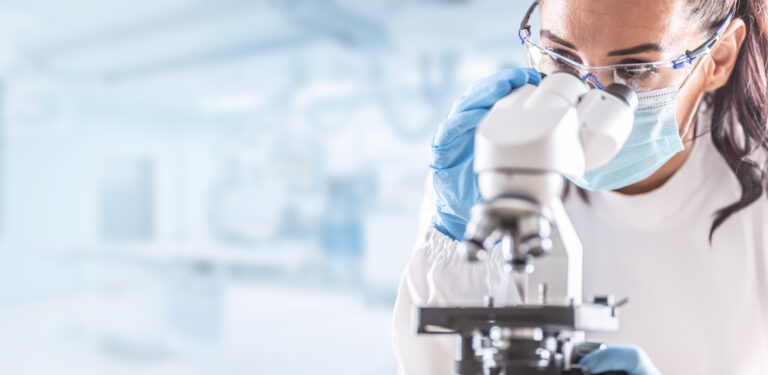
[391,111,768,374]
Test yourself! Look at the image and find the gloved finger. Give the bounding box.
[432,166,474,217]
[578,346,661,375]
[451,67,541,115]
[432,109,488,152]
[432,68,540,148]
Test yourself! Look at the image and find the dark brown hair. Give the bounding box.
[690,0,768,240]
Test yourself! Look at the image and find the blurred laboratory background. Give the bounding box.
[0,0,529,374]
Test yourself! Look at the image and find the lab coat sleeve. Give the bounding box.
[391,174,519,375]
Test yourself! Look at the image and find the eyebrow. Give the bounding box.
[607,43,665,56]
[541,29,577,50]
[541,29,666,57]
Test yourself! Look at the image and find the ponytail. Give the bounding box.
[698,0,768,240]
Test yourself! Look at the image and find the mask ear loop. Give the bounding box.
[678,57,708,142]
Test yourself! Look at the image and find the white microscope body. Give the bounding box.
[462,72,637,304]
[417,72,638,375]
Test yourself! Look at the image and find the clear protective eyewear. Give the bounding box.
[518,1,733,92]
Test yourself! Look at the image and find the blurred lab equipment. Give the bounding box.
[4,76,70,134]
[321,173,375,284]
[0,0,536,374]
[418,72,638,374]
[207,157,287,244]
[166,260,224,342]
[375,52,461,141]
[100,158,155,242]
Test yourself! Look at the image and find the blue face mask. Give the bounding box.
[567,86,688,191]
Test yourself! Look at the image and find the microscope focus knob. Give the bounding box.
[522,237,553,257]
[518,215,553,257]
[459,240,487,262]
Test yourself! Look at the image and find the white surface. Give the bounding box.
[0,282,395,375]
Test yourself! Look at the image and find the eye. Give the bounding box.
[617,64,657,80]
[538,51,580,75]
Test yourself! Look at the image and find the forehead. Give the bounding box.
[539,0,696,55]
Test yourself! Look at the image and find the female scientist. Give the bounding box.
[392,0,768,374]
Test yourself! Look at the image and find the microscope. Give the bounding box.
[416,72,638,375]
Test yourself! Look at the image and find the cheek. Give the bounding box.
[675,74,707,131]
[675,88,696,129]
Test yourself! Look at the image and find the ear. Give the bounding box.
[703,17,747,92]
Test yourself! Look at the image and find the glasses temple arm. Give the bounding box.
[674,11,734,68]
[518,1,539,43]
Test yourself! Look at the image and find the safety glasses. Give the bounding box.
[518,1,733,92]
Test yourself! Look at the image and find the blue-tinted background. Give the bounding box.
[0,1,529,373]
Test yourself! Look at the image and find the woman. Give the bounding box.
[392,0,768,374]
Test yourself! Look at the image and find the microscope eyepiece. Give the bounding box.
[604,83,639,111]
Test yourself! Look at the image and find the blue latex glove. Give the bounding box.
[579,346,662,375]
[431,68,541,241]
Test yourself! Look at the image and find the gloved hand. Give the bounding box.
[579,345,662,375]
[431,68,541,241]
